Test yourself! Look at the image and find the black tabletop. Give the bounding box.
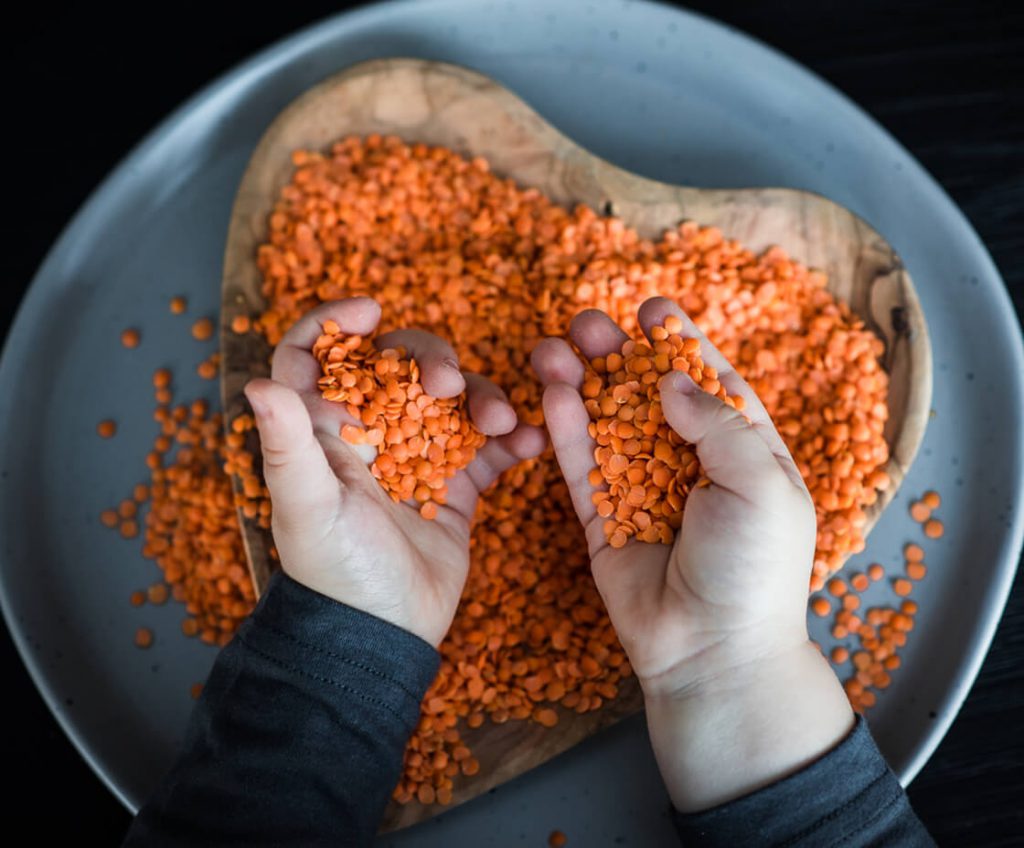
[5,1,1022,843]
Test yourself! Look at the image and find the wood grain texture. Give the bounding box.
[219,58,933,830]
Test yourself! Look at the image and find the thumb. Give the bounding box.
[244,378,341,533]
[659,372,791,502]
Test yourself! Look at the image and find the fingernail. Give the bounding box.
[246,392,269,419]
[669,371,699,395]
[442,357,461,371]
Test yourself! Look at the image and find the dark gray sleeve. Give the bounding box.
[672,715,935,847]
[123,570,438,848]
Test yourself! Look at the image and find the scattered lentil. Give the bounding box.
[191,317,215,341]
[909,501,931,523]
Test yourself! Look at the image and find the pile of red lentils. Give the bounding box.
[101,134,930,803]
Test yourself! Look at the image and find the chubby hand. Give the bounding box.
[532,296,853,811]
[245,298,546,647]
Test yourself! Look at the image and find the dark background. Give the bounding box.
[5,1,1023,843]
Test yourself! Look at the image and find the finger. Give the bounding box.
[271,297,382,391]
[244,378,341,531]
[637,296,803,486]
[375,328,465,398]
[569,309,630,359]
[659,372,797,502]
[530,337,585,389]
[444,424,548,520]
[463,373,517,437]
[541,382,600,527]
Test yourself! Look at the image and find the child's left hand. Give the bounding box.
[245,298,546,646]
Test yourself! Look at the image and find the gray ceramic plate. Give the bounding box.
[1,1,1022,845]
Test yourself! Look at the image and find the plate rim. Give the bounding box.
[1,0,1022,814]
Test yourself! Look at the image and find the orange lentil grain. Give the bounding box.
[134,627,153,648]
[922,490,941,510]
[198,353,220,380]
[906,562,927,581]
[868,563,885,581]
[130,590,145,607]
[904,544,924,563]
[190,682,204,699]
[170,296,187,315]
[231,315,252,334]
[100,509,119,528]
[909,501,931,523]
[811,597,831,617]
[147,583,170,605]
[97,420,117,439]
[923,519,944,539]
[191,317,215,341]
[549,831,568,847]
[892,578,913,597]
[121,328,141,349]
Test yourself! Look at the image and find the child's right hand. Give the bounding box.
[531,296,853,812]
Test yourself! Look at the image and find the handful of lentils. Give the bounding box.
[312,321,486,519]
[583,313,745,547]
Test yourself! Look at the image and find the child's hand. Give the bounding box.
[531,296,852,811]
[245,298,546,647]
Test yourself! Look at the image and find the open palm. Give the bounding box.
[245,298,546,647]
[531,297,817,695]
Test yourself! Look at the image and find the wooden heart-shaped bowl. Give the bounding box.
[221,58,932,830]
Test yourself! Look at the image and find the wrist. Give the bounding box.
[644,640,854,813]
[635,622,810,701]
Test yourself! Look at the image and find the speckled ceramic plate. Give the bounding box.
[1,2,1021,845]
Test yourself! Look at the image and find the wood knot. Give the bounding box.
[890,306,909,335]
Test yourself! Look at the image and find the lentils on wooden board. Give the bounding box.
[103,135,938,807]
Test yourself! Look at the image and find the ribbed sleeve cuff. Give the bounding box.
[672,716,919,847]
